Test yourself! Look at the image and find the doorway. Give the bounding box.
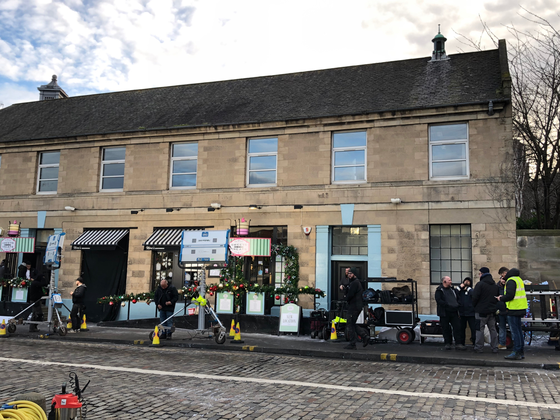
[331,261,367,305]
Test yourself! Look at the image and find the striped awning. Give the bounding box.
[143,228,202,250]
[0,237,35,253]
[71,229,129,250]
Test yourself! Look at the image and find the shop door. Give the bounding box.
[331,261,367,304]
[80,244,128,322]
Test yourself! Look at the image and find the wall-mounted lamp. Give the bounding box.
[64,206,76,211]
[166,208,174,212]
[131,210,139,215]
[249,204,262,210]
[294,205,303,209]
[390,198,402,204]
[210,203,221,209]
[207,207,215,212]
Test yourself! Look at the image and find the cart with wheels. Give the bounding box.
[365,277,420,344]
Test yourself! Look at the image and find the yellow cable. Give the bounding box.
[0,401,47,420]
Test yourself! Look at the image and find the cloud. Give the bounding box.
[0,0,560,108]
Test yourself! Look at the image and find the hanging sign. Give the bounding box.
[229,238,271,257]
[278,303,302,335]
[0,237,35,253]
[44,233,66,266]
[180,230,229,263]
[246,292,265,315]
[215,291,234,314]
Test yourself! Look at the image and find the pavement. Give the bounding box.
[2,320,559,370]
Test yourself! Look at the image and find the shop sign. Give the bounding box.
[0,238,16,252]
[228,238,271,257]
[0,237,35,253]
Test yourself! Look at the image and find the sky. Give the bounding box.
[0,0,559,108]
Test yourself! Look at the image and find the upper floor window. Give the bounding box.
[37,151,60,194]
[332,131,366,183]
[170,143,198,189]
[247,138,277,186]
[429,123,469,179]
[101,147,125,191]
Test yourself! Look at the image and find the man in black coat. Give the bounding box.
[343,267,370,350]
[69,277,87,333]
[155,279,179,339]
[435,276,462,350]
[472,267,499,353]
[28,270,47,332]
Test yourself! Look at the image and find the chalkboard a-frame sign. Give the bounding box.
[278,303,302,336]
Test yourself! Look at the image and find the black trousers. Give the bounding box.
[459,315,476,345]
[440,311,461,345]
[347,309,369,346]
[71,303,84,330]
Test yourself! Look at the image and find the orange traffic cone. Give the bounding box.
[66,317,72,330]
[0,319,7,338]
[151,325,160,346]
[229,319,235,337]
[231,322,244,344]
[80,314,89,331]
[330,321,337,340]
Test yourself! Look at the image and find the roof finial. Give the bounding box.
[52,75,57,82]
[430,25,449,62]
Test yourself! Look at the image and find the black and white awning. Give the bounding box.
[143,228,203,251]
[71,229,129,250]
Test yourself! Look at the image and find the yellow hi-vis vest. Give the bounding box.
[505,276,528,311]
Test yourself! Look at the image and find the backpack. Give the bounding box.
[362,288,378,302]
[372,307,385,325]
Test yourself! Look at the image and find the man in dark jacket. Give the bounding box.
[69,277,87,333]
[435,276,462,350]
[155,279,179,339]
[472,267,499,353]
[496,267,509,350]
[496,268,528,360]
[343,268,370,350]
[455,277,475,347]
[28,270,47,332]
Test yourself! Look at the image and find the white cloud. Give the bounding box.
[0,0,559,107]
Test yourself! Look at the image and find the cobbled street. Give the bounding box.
[0,339,559,419]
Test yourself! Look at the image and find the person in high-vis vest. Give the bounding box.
[496,268,528,360]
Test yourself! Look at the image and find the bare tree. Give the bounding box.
[457,10,560,228]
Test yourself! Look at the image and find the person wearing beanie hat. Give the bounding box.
[472,267,499,353]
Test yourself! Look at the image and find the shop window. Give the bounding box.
[152,251,203,296]
[170,142,198,189]
[100,147,125,191]
[37,151,60,194]
[332,226,368,255]
[332,131,366,183]
[247,138,277,186]
[429,123,469,179]
[430,224,472,284]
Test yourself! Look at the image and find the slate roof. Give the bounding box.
[0,48,509,143]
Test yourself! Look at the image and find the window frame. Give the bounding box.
[429,224,472,285]
[100,147,126,192]
[429,123,470,180]
[331,130,367,184]
[246,137,278,187]
[36,151,60,195]
[169,142,198,190]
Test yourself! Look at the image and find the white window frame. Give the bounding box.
[331,131,367,184]
[429,123,470,180]
[246,137,278,187]
[169,142,198,190]
[36,151,60,195]
[100,147,126,192]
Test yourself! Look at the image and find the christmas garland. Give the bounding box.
[97,244,325,307]
[4,277,28,288]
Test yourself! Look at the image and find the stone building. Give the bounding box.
[0,33,515,321]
